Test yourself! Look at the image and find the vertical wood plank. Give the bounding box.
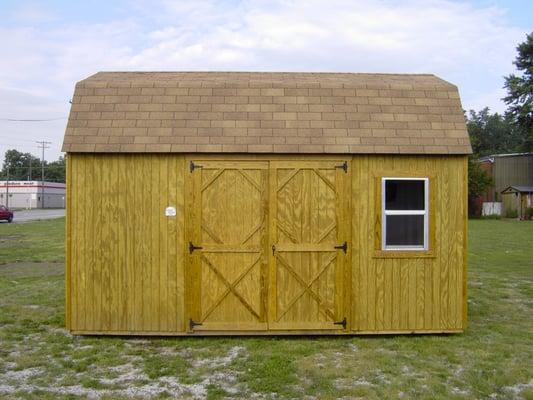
[117,155,127,330]
[176,157,185,331]
[268,165,278,324]
[70,155,78,330]
[358,156,369,330]
[159,156,169,331]
[462,157,469,329]
[65,155,72,330]
[133,155,144,330]
[150,155,160,331]
[167,156,177,331]
[124,155,135,331]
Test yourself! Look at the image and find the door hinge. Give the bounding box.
[190,161,203,173]
[334,241,348,253]
[189,318,203,330]
[189,241,203,254]
[335,161,348,173]
[334,317,347,329]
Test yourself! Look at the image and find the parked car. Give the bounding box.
[0,205,13,223]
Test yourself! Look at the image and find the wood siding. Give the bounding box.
[351,155,467,332]
[66,154,185,333]
[66,154,467,334]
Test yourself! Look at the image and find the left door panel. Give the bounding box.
[188,161,269,331]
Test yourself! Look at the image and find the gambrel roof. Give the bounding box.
[62,72,472,154]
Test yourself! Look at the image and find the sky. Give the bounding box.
[0,0,531,162]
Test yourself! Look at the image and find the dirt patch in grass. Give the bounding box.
[0,262,63,279]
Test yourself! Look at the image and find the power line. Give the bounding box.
[2,135,53,143]
[2,164,65,169]
[0,117,67,122]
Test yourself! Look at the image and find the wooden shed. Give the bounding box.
[62,72,471,335]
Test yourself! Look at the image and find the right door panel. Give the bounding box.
[269,161,349,330]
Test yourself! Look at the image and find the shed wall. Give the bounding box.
[66,153,467,334]
[66,154,185,333]
[351,155,467,333]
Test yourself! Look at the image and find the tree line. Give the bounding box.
[0,149,66,183]
[466,32,532,203]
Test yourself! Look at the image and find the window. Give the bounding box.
[382,178,428,251]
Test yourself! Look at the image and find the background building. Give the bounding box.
[477,153,533,217]
[0,181,66,209]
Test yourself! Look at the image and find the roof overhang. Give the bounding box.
[501,185,533,194]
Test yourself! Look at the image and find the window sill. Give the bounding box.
[373,250,436,259]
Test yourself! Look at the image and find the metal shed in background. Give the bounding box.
[501,185,533,219]
[478,153,533,216]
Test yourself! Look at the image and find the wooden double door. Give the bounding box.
[187,159,350,332]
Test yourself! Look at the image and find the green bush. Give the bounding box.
[525,207,533,220]
[480,214,502,220]
[505,209,519,218]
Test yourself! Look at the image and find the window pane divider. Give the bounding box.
[384,210,426,215]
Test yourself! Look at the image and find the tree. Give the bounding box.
[466,108,521,156]
[45,156,66,183]
[468,157,493,216]
[503,32,533,151]
[0,150,41,181]
[0,149,66,183]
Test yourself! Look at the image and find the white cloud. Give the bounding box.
[0,0,528,161]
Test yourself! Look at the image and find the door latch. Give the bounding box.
[272,244,276,255]
[189,318,203,330]
[189,242,203,254]
[189,161,203,173]
[334,317,347,329]
[334,241,348,253]
[335,161,348,173]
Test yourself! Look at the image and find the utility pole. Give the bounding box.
[36,141,51,209]
[5,167,9,208]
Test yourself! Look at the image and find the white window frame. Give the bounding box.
[382,177,429,251]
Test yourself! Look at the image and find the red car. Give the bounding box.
[0,205,13,223]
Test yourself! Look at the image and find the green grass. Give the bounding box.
[0,218,65,264]
[0,219,532,399]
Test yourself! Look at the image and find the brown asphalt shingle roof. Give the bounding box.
[62,72,472,154]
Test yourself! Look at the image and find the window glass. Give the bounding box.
[385,179,425,210]
[383,178,428,250]
[385,215,424,246]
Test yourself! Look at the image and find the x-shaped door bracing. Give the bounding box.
[274,252,337,321]
[200,254,262,322]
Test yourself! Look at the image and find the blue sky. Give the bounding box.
[0,0,531,161]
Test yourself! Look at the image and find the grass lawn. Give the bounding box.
[0,218,64,263]
[0,218,532,399]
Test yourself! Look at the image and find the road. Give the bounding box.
[5,209,65,223]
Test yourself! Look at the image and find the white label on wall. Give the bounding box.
[165,206,177,217]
